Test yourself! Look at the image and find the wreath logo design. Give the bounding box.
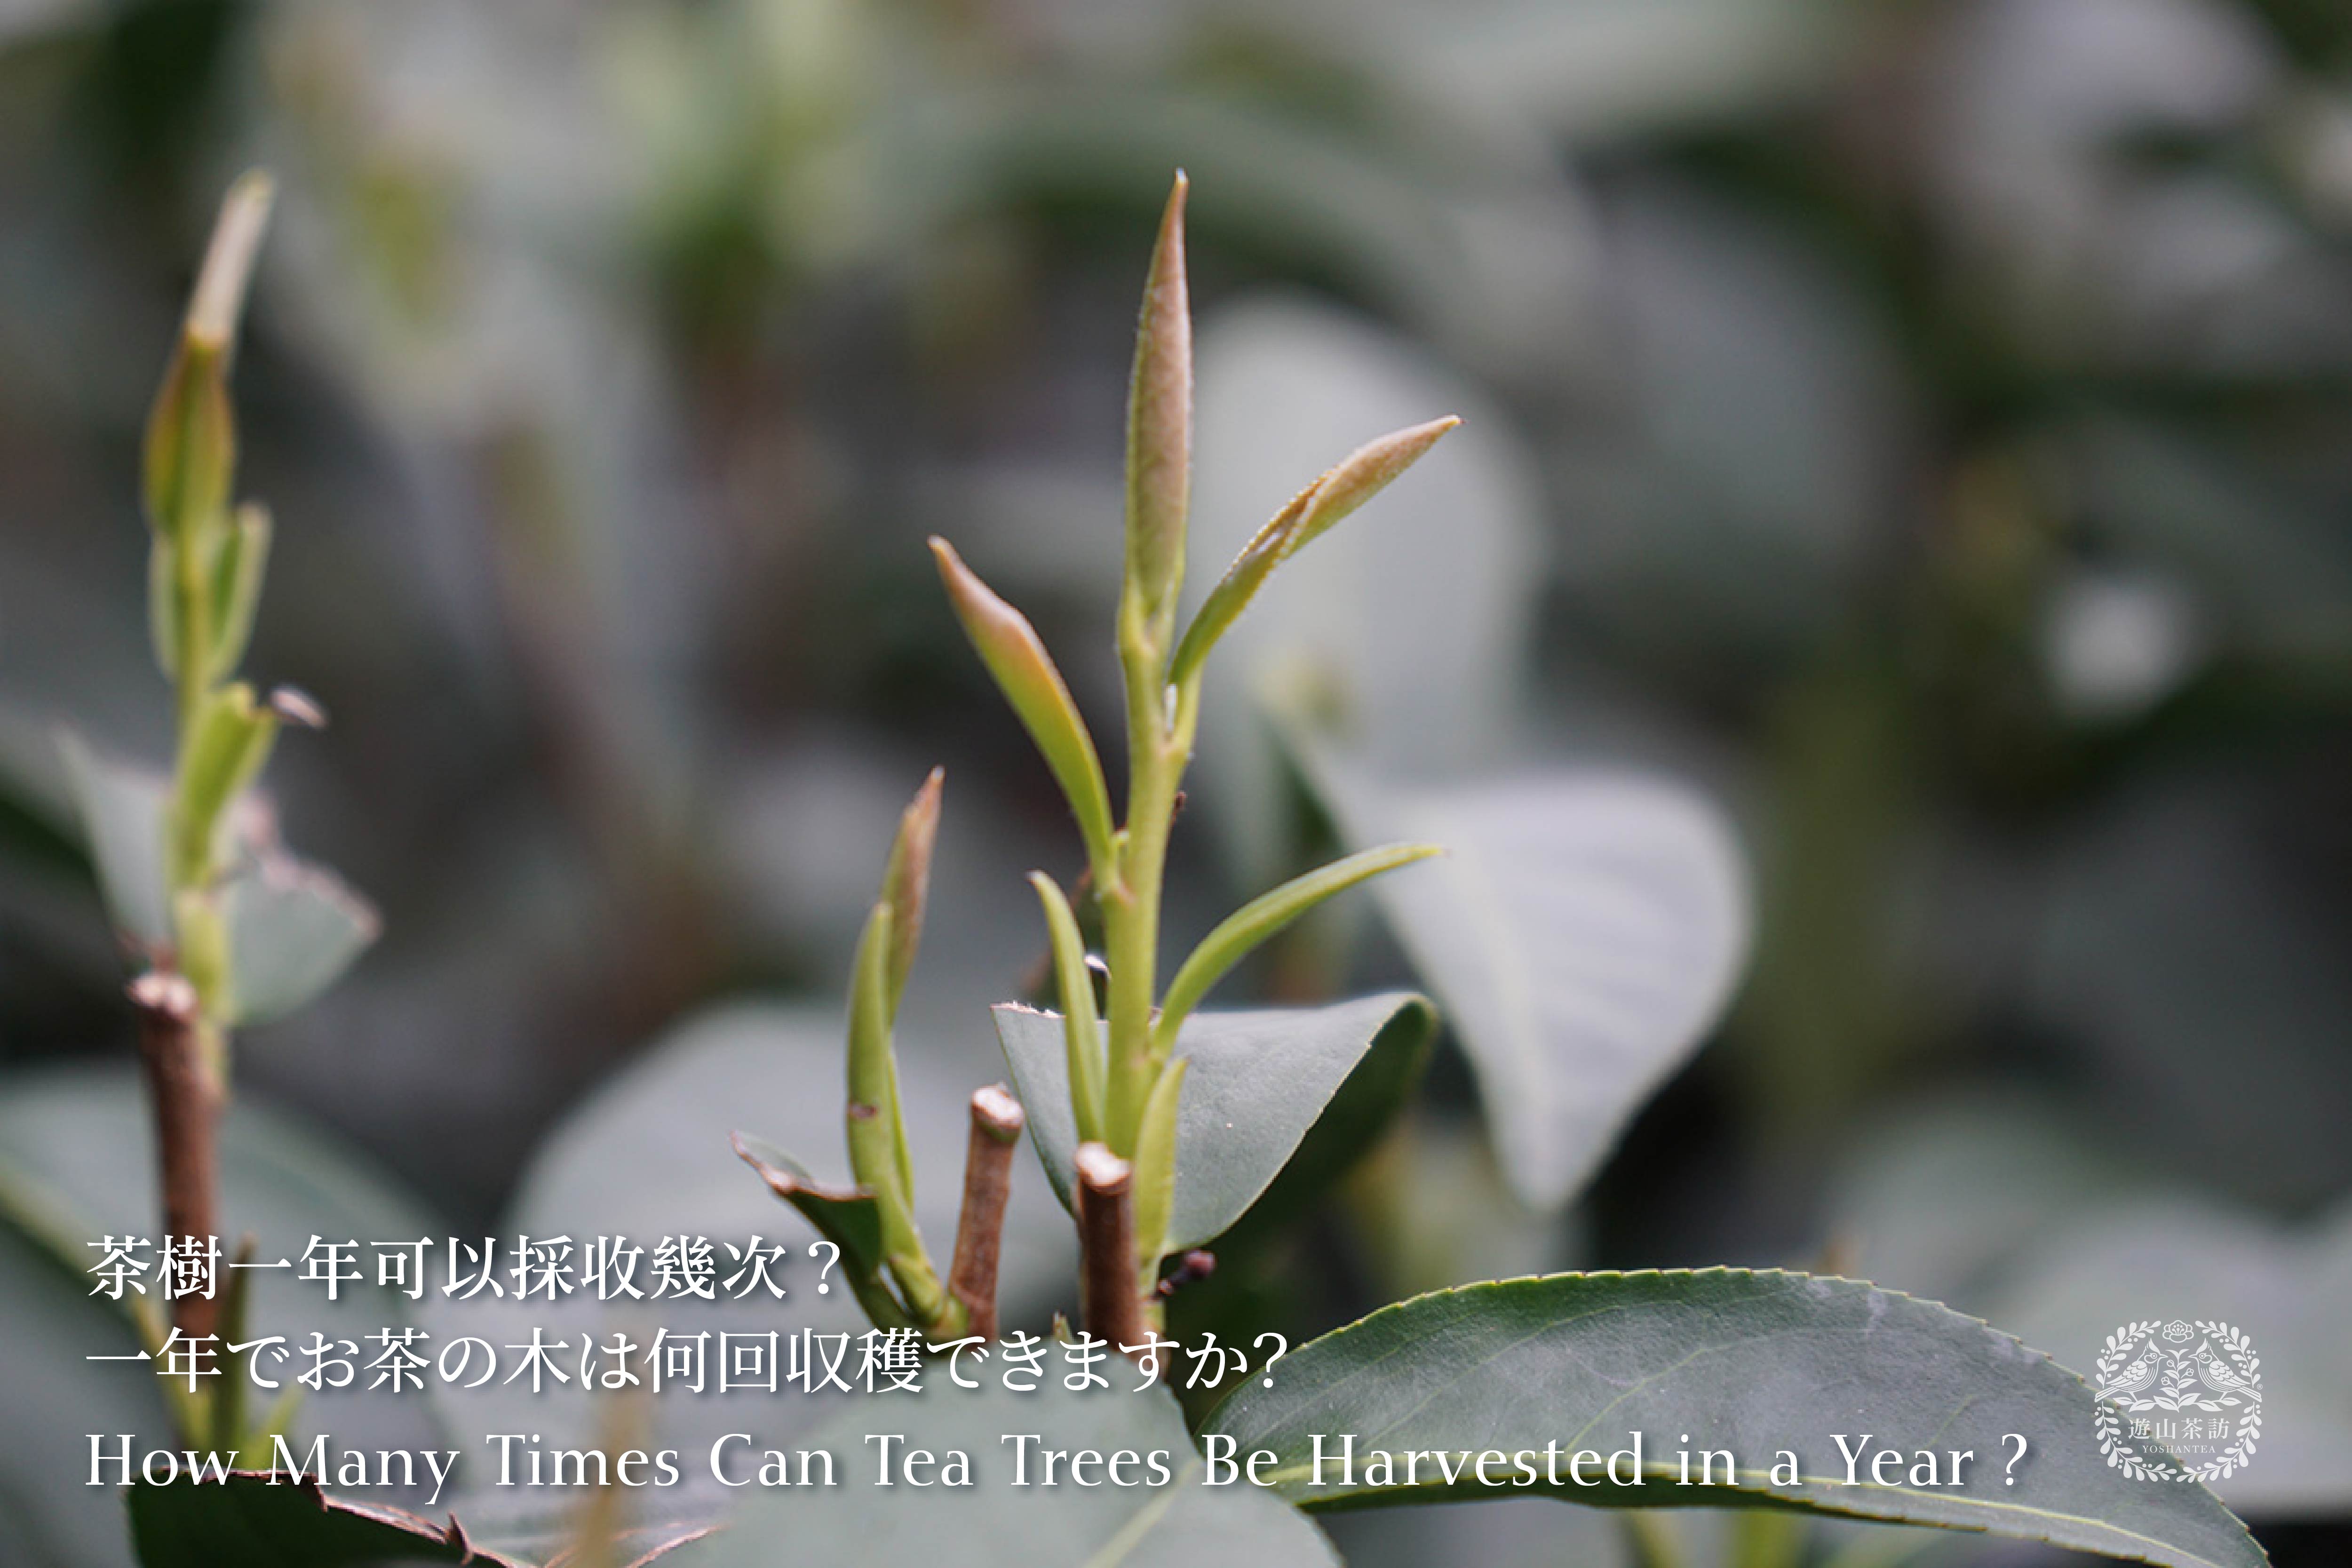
[2091,1319,2261,1482]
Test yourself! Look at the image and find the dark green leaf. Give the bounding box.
[1204,1270,2264,1568]
[731,1131,909,1330]
[126,1471,713,1568]
[995,993,1433,1252]
[0,1213,165,1567]
[0,1069,445,1565]
[1828,1100,2352,1517]
[658,1377,1335,1568]
[1982,1198,2352,1519]
[127,1472,515,1568]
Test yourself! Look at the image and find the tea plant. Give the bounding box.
[700,178,2268,1568]
[52,175,379,1469]
[101,177,2266,1568]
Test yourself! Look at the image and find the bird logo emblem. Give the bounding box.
[2191,1341,2262,1403]
[2093,1340,2163,1408]
[2090,1319,2262,1483]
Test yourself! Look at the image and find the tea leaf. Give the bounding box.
[170,683,278,887]
[142,339,233,548]
[655,1377,1335,1568]
[1282,416,1460,558]
[0,1064,438,1548]
[1128,1057,1187,1274]
[1168,417,1457,690]
[1153,843,1439,1053]
[996,993,1433,1251]
[1203,1270,2265,1568]
[731,1132,911,1332]
[127,1473,523,1568]
[843,901,944,1324]
[58,734,172,949]
[218,850,378,1026]
[1305,752,1748,1209]
[58,732,376,1014]
[141,175,271,549]
[1122,172,1192,642]
[930,538,1116,876]
[182,171,274,352]
[1184,301,1539,880]
[879,769,945,1018]
[1027,872,1106,1145]
[204,503,272,685]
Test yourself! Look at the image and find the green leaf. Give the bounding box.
[879,768,944,1017]
[56,730,376,1019]
[219,845,379,1026]
[204,502,272,684]
[141,173,271,549]
[0,1211,166,1568]
[501,1003,1076,1395]
[1203,1270,2265,1568]
[1827,1099,2352,1516]
[1279,416,1462,559]
[1183,300,1540,881]
[1028,872,1106,1145]
[149,537,184,684]
[1121,172,1192,640]
[142,339,234,547]
[1168,417,1458,691]
[1153,844,1439,1053]
[656,1377,1336,1568]
[995,993,1433,1252]
[127,1472,522,1568]
[930,537,1117,876]
[0,1064,438,1307]
[1128,1057,1187,1270]
[0,1067,446,1564]
[127,1472,715,1567]
[181,172,275,355]
[731,1132,910,1331]
[845,904,911,1209]
[172,683,278,887]
[1302,753,1749,1210]
[840,901,942,1326]
[1983,1198,2352,1518]
[60,733,173,951]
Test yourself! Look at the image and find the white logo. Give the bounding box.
[2091,1319,2260,1482]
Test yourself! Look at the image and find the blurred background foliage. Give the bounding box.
[2,0,2350,1563]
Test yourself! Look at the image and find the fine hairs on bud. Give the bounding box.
[1122,172,1193,629]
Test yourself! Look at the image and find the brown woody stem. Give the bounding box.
[131,971,220,1341]
[948,1084,1025,1341]
[1075,1141,1147,1359]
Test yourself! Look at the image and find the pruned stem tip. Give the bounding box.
[1076,1140,1147,1360]
[131,971,219,1341]
[949,1084,1025,1342]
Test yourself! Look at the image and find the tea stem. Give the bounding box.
[948,1085,1025,1342]
[131,971,219,1341]
[1076,1142,1147,1359]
